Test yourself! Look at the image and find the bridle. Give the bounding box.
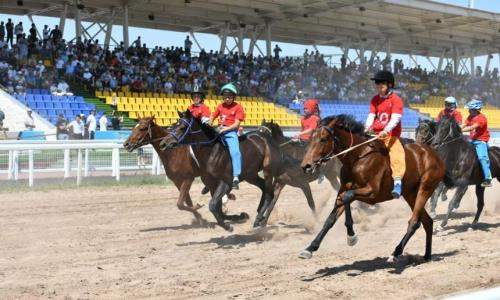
[258,125,272,135]
[431,121,463,149]
[314,125,354,164]
[416,121,436,145]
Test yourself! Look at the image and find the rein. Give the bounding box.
[258,125,294,147]
[168,117,221,146]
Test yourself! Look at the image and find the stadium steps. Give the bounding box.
[70,85,136,129]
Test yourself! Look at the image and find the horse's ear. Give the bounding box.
[151,115,156,121]
[262,118,266,123]
[270,119,274,124]
[177,110,182,117]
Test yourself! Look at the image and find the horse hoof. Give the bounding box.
[240,212,250,220]
[224,223,234,232]
[194,203,204,210]
[347,234,358,246]
[467,226,475,232]
[429,212,436,219]
[424,255,432,262]
[227,193,236,201]
[387,256,399,264]
[299,249,313,259]
[435,225,444,232]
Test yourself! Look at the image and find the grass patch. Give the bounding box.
[0,174,170,193]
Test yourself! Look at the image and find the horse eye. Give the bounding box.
[139,127,147,131]
[320,137,327,144]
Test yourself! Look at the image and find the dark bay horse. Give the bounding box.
[415,118,467,220]
[429,117,500,230]
[258,120,342,221]
[123,117,236,225]
[300,115,444,262]
[159,110,283,231]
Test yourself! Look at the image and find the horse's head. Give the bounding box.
[259,119,284,138]
[415,118,437,144]
[301,114,364,174]
[159,110,216,151]
[431,115,462,147]
[123,116,156,152]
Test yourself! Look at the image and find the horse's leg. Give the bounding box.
[299,196,345,259]
[472,184,485,227]
[341,190,358,246]
[176,179,206,224]
[420,210,433,261]
[208,181,233,231]
[261,180,285,226]
[438,185,465,230]
[453,186,468,210]
[440,186,449,202]
[253,170,275,228]
[429,182,444,219]
[391,191,421,262]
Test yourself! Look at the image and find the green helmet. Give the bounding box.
[220,83,238,95]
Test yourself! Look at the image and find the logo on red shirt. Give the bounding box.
[369,93,404,137]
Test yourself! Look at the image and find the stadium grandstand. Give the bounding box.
[1,0,500,141]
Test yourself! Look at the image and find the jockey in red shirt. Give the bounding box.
[437,96,462,124]
[364,70,405,199]
[461,99,492,187]
[187,84,210,124]
[209,83,245,189]
[295,99,320,141]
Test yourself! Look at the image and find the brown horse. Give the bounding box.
[123,117,211,225]
[299,115,444,262]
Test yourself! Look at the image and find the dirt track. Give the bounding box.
[0,180,499,299]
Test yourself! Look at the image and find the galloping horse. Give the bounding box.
[123,117,207,224]
[159,110,283,231]
[123,117,235,225]
[415,118,467,220]
[429,117,500,230]
[300,115,444,262]
[258,120,342,222]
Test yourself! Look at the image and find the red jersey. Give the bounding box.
[369,92,404,137]
[212,102,245,126]
[437,109,462,123]
[188,103,210,119]
[466,113,490,142]
[300,114,320,140]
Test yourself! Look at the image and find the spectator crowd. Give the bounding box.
[1,18,500,110]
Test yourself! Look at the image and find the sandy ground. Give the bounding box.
[0,180,499,300]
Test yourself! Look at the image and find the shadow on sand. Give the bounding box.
[441,222,500,235]
[301,250,459,281]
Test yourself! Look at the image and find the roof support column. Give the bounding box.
[189,31,203,52]
[453,45,458,76]
[104,8,115,49]
[485,53,492,73]
[386,38,391,60]
[437,48,446,72]
[247,25,259,56]
[237,27,244,55]
[470,50,475,77]
[426,56,436,70]
[74,2,82,40]
[265,20,272,58]
[59,2,68,37]
[219,21,229,54]
[359,43,365,65]
[123,4,129,49]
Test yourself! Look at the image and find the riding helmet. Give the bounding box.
[465,99,482,110]
[220,83,238,95]
[191,83,205,100]
[370,70,395,87]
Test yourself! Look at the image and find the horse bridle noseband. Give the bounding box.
[314,125,354,164]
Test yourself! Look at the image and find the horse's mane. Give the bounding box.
[180,110,220,142]
[321,114,365,135]
[438,115,463,138]
[262,120,285,139]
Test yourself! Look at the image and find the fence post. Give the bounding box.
[77,148,82,186]
[8,150,13,180]
[84,149,89,177]
[64,149,70,178]
[13,150,19,180]
[156,154,161,175]
[151,151,158,175]
[114,147,120,181]
[111,148,116,177]
[28,150,34,187]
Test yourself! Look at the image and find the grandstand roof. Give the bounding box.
[4,0,500,57]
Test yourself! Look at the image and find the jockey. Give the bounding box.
[461,99,492,187]
[295,99,320,142]
[209,83,246,190]
[437,96,462,124]
[188,84,210,124]
[364,70,406,198]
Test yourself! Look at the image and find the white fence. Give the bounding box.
[0,140,163,187]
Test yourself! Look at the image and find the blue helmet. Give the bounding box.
[465,99,482,110]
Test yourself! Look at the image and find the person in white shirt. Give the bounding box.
[86,110,97,139]
[24,109,35,131]
[99,112,108,131]
[67,115,84,139]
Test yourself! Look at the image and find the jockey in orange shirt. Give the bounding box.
[436,96,462,124]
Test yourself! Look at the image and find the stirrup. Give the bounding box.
[481,180,492,187]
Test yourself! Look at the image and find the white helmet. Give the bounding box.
[444,96,457,105]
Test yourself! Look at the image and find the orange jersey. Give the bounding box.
[188,103,211,119]
[212,102,245,126]
[369,92,404,137]
[300,114,320,140]
[466,113,490,142]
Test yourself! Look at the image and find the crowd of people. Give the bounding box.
[1,18,500,109]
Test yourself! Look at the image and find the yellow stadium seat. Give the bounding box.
[117,92,125,97]
[129,111,138,119]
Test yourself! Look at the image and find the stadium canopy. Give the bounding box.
[3,0,500,73]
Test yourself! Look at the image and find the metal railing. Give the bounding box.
[0,140,162,187]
